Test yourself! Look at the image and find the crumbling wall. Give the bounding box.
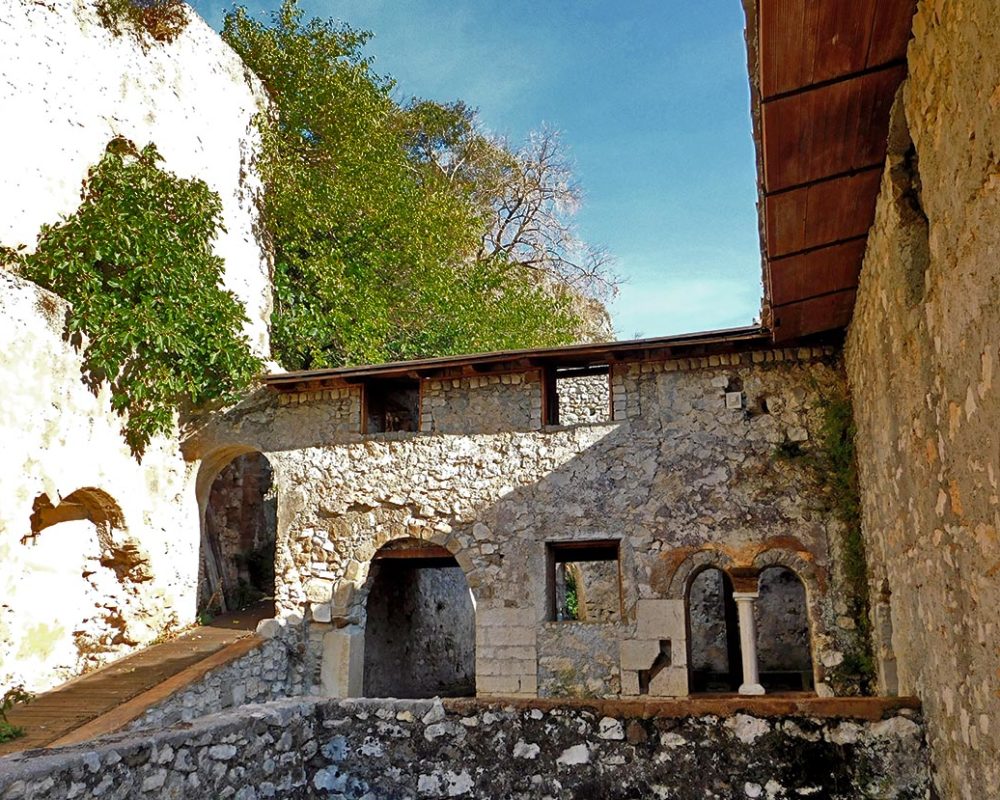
[124,637,291,733]
[0,697,931,800]
[845,1,1000,794]
[192,346,857,700]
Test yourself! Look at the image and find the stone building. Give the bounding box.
[1,0,999,797]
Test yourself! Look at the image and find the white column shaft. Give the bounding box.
[733,591,765,696]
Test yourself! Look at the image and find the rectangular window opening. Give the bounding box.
[543,365,612,426]
[364,378,420,433]
[546,540,622,623]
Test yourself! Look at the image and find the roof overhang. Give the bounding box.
[745,0,916,341]
[264,325,807,390]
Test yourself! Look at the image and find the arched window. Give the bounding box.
[687,567,742,692]
[363,538,475,698]
[755,566,813,691]
[200,451,276,622]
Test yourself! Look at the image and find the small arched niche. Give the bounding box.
[686,567,742,693]
[18,488,149,690]
[363,538,476,698]
[199,451,276,621]
[754,566,814,691]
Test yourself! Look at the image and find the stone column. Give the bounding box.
[733,591,765,695]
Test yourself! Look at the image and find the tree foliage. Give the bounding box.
[10,139,261,455]
[223,0,607,370]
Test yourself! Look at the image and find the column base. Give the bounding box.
[738,682,765,696]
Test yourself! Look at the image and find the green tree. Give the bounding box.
[10,139,260,455]
[223,0,586,370]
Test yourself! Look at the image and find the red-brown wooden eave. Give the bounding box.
[751,0,916,342]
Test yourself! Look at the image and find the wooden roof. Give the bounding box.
[265,325,781,389]
[748,0,916,341]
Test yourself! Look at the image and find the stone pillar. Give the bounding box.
[321,626,365,697]
[733,591,765,696]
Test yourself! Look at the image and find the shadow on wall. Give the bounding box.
[362,539,476,699]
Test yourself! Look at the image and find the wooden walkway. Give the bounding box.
[0,605,271,757]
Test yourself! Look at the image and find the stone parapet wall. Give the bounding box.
[845,0,1000,794]
[556,373,611,425]
[124,636,291,733]
[0,697,930,799]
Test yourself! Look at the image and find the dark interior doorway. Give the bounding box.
[363,541,476,698]
[755,566,814,691]
[200,452,276,619]
[687,567,742,692]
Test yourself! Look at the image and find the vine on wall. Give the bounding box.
[96,0,188,43]
[4,138,261,455]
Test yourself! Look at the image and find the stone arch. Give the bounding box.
[17,487,154,691]
[197,446,277,618]
[360,536,477,698]
[665,547,735,600]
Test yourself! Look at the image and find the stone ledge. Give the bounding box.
[448,693,921,722]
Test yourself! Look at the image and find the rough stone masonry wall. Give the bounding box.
[0,697,930,800]
[124,637,291,733]
[845,1,1000,795]
[0,2,274,694]
[192,347,864,700]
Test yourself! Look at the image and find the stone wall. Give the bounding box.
[0,697,930,799]
[0,0,272,356]
[192,346,862,700]
[420,373,541,434]
[125,636,291,732]
[556,373,611,425]
[845,0,1000,794]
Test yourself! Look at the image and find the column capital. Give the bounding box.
[732,590,760,601]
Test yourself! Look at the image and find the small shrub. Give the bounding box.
[0,685,33,743]
[97,0,188,43]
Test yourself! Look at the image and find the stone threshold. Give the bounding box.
[456,693,921,721]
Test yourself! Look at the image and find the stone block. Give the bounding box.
[636,599,685,640]
[621,670,640,696]
[620,639,660,671]
[647,667,687,697]
[320,626,364,698]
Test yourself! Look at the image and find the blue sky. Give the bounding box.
[190,0,763,339]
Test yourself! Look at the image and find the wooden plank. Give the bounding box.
[771,289,858,341]
[372,545,455,561]
[868,0,918,67]
[763,65,905,191]
[765,168,882,258]
[769,238,868,306]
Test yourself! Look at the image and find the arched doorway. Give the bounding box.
[755,566,813,691]
[200,451,276,621]
[687,567,742,692]
[363,539,476,698]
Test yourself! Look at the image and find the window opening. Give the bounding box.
[365,378,420,433]
[543,365,611,426]
[546,540,621,622]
